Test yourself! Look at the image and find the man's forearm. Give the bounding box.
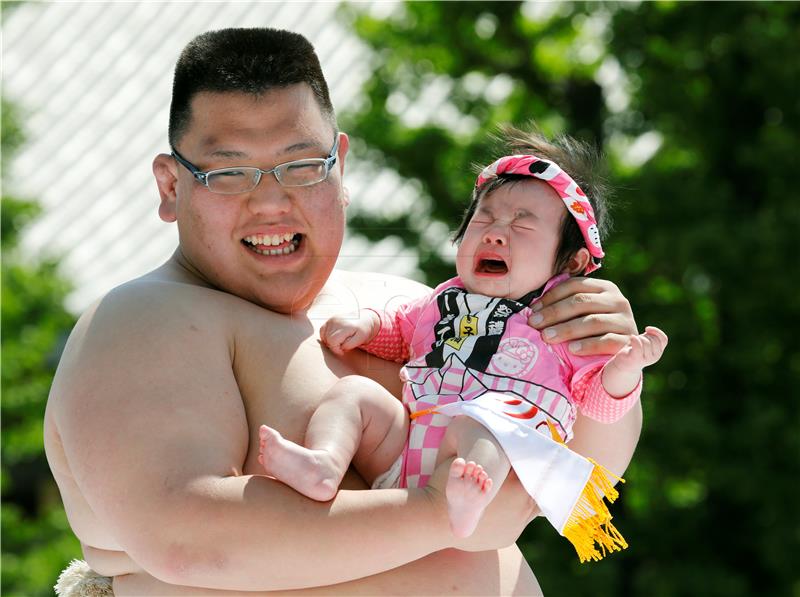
[130,475,451,592]
[113,545,542,597]
[567,399,642,479]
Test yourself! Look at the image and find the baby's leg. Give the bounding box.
[259,375,408,501]
[437,415,511,538]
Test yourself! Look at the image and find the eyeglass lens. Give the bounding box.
[207,169,261,194]
[206,161,330,194]
[277,161,328,187]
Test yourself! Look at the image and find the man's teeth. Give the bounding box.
[252,245,297,256]
[244,233,296,246]
[243,233,300,256]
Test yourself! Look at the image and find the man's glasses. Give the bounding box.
[171,134,340,195]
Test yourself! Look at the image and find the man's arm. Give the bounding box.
[111,545,543,596]
[568,400,642,478]
[529,276,643,476]
[52,283,533,592]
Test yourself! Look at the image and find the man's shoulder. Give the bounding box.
[69,272,261,361]
[95,275,244,324]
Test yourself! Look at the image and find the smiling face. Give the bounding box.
[455,179,568,299]
[154,85,349,313]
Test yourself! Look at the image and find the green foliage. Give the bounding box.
[2,105,81,594]
[1,98,26,179]
[340,2,800,595]
[0,2,25,19]
[339,1,609,283]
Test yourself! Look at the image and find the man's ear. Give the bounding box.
[565,248,591,275]
[336,133,351,207]
[153,153,178,223]
[336,132,350,177]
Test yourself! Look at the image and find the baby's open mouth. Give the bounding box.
[242,233,302,256]
[476,258,508,274]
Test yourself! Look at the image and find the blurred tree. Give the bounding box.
[339,2,799,596]
[339,1,610,284]
[604,4,800,596]
[1,97,81,595]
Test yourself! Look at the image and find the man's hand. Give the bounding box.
[320,310,380,355]
[528,277,637,356]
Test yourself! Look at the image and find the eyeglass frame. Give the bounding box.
[170,133,340,194]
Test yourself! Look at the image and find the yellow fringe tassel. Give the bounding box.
[561,458,629,563]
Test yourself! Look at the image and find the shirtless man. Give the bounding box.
[44,28,642,595]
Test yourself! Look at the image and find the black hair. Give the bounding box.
[452,125,612,275]
[168,28,335,146]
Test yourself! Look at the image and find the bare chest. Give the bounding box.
[232,315,402,475]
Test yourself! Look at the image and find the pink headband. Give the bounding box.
[476,155,604,274]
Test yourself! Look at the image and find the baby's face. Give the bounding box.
[456,179,566,299]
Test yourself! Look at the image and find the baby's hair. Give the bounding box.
[453,124,613,275]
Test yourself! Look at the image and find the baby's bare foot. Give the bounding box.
[258,425,341,501]
[445,458,494,538]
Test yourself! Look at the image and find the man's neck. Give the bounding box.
[165,249,218,289]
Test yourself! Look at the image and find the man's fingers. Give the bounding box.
[530,291,614,327]
[539,312,636,345]
[529,280,634,333]
[534,276,616,307]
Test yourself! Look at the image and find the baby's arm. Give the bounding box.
[320,310,381,355]
[602,326,668,397]
[321,299,419,363]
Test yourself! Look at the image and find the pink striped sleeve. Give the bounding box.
[571,363,642,423]
[360,280,451,363]
[360,308,410,363]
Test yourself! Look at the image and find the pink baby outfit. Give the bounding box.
[364,274,640,561]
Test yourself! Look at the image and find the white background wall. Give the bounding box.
[3,1,420,312]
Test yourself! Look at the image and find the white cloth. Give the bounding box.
[371,453,404,489]
[435,392,595,535]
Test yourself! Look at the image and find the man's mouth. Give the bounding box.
[475,257,509,275]
[242,233,302,256]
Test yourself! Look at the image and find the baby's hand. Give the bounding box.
[607,326,668,373]
[319,311,379,355]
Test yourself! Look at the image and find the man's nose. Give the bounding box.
[246,175,291,216]
[483,224,508,246]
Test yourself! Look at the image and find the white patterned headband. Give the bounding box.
[476,154,604,273]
